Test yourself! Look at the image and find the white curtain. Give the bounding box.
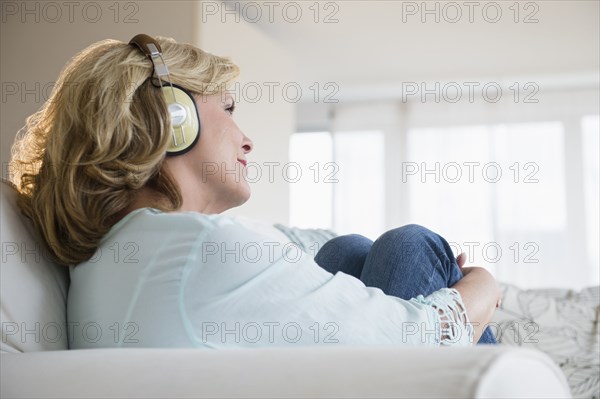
[322,87,599,290]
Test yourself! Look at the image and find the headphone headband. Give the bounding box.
[129,34,169,83]
[129,33,162,54]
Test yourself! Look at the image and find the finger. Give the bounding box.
[456,252,466,268]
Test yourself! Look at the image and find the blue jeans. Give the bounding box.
[314,224,497,345]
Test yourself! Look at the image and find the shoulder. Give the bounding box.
[103,208,290,249]
[102,208,237,241]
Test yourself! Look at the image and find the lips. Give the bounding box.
[237,159,247,167]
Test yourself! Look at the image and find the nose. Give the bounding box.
[241,133,253,154]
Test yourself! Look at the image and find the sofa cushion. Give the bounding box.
[0,346,571,398]
[1,178,69,352]
[492,282,600,399]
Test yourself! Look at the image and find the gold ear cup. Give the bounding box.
[161,86,200,154]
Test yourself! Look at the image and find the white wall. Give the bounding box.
[198,3,296,224]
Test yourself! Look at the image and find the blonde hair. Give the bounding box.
[9,36,240,266]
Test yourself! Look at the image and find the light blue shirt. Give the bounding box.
[68,208,474,349]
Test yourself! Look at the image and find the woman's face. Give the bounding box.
[164,91,253,214]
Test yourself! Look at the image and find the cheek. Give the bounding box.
[193,129,230,167]
[195,106,238,160]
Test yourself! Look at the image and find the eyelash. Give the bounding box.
[225,103,235,115]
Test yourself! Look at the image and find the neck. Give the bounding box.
[111,186,166,225]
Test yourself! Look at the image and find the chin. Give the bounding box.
[232,184,251,208]
[238,186,251,205]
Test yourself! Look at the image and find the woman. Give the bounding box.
[9,34,501,348]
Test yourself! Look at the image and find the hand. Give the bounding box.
[456,252,467,267]
[456,252,475,276]
[456,252,467,268]
[456,252,502,308]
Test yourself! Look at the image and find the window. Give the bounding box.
[406,122,567,286]
[289,130,385,239]
[289,132,333,229]
[333,131,385,240]
[582,115,599,280]
[292,93,598,289]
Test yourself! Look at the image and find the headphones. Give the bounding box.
[128,34,200,156]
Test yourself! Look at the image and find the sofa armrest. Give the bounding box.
[1,346,570,398]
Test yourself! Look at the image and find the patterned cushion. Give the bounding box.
[492,282,600,399]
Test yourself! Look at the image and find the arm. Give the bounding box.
[450,266,501,344]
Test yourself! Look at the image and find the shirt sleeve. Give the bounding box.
[179,215,474,348]
[409,288,475,346]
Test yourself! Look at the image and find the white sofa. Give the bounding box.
[0,179,572,398]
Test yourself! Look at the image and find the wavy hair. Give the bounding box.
[9,36,240,266]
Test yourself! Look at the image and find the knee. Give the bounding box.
[373,224,445,257]
[377,224,437,244]
[315,234,372,266]
[317,234,373,257]
[373,224,454,266]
